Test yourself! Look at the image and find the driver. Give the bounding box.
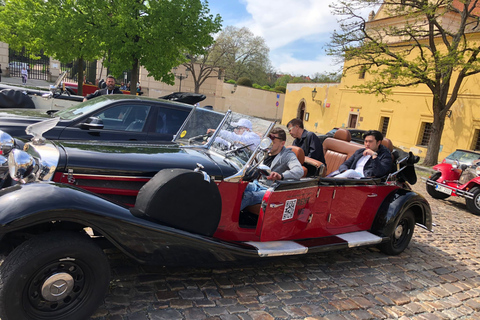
[207,118,260,151]
[240,127,304,210]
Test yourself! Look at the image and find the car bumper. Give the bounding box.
[424,177,474,199]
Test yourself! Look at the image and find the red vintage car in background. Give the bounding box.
[63,81,130,96]
[425,149,480,214]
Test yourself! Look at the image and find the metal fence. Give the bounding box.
[8,48,50,80]
[61,60,97,85]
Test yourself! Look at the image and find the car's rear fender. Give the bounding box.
[0,182,259,265]
[370,188,432,237]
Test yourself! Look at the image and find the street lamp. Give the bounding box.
[311,87,322,106]
[173,67,189,92]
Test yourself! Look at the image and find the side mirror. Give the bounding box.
[81,117,104,130]
[259,137,273,151]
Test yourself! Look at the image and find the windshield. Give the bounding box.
[174,109,274,166]
[53,98,112,120]
[445,150,480,166]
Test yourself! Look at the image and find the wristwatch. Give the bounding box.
[372,152,378,159]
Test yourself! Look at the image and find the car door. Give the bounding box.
[59,103,151,141]
[326,181,380,232]
[257,180,319,241]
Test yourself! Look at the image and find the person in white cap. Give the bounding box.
[208,118,260,151]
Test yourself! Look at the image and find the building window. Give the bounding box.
[358,67,366,79]
[380,117,390,136]
[472,129,480,151]
[418,122,433,146]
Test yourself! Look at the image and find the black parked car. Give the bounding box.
[318,127,366,144]
[0,95,202,143]
[0,108,432,320]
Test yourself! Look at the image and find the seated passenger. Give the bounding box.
[287,118,326,165]
[332,130,392,179]
[241,127,304,210]
[208,118,260,151]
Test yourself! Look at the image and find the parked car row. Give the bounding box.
[0,98,432,320]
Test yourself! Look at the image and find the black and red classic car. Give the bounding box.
[0,108,432,320]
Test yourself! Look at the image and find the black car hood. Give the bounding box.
[56,141,239,178]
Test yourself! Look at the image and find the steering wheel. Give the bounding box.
[188,131,213,145]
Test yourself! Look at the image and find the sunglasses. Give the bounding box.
[269,134,282,140]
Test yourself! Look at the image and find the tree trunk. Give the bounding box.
[130,58,139,96]
[423,108,447,166]
[77,57,84,97]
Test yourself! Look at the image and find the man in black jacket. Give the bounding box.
[334,130,392,178]
[83,75,123,101]
[287,118,326,165]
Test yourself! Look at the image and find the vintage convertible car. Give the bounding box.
[425,155,480,214]
[0,108,432,320]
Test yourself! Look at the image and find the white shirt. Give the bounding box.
[354,155,371,177]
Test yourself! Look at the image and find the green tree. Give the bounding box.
[104,0,221,95]
[311,72,342,83]
[211,26,272,85]
[329,0,480,166]
[0,0,105,95]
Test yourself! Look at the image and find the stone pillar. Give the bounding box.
[0,41,9,77]
[49,57,61,82]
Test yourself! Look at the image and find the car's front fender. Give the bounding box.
[432,163,461,181]
[370,188,433,237]
[0,182,134,230]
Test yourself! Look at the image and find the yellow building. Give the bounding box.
[281,2,480,162]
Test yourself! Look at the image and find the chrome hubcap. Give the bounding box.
[41,273,74,302]
[394,224,404,239]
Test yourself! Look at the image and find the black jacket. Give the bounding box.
[339,144,392,178]
[292,129,326,165]
[85,87,123,100]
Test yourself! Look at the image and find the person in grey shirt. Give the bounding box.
[240,127,304,210]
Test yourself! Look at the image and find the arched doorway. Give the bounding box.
[297,100,306,121]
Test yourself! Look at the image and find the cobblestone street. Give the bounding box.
[90,173,480,320]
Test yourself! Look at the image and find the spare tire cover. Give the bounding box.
[132,169,222,236]
[0,89,35,109]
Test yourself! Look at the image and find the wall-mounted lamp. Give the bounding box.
[446,110,452,118]
[231,83,237,94]
[311,88,322,106]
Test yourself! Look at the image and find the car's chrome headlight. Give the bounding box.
[0,130,14,156]
[8,149,37,183]
[452,160,459,169]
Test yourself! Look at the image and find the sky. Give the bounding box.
[206,0,350,77]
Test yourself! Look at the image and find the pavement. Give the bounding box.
[85,176,480,320]
[0,75,53,90]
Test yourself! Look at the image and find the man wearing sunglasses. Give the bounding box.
[287,118,326,165]
[240,127,304,210]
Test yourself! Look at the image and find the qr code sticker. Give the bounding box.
[282,199,297,221]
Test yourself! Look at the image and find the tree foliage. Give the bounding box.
[328,0,480,165]
[0,0,106,95]
[103,0,221,95]
[210,26,272,85]
[0,0,221,96]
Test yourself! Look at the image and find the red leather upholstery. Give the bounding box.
[286,146,307,177]
[322,131,362,176]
